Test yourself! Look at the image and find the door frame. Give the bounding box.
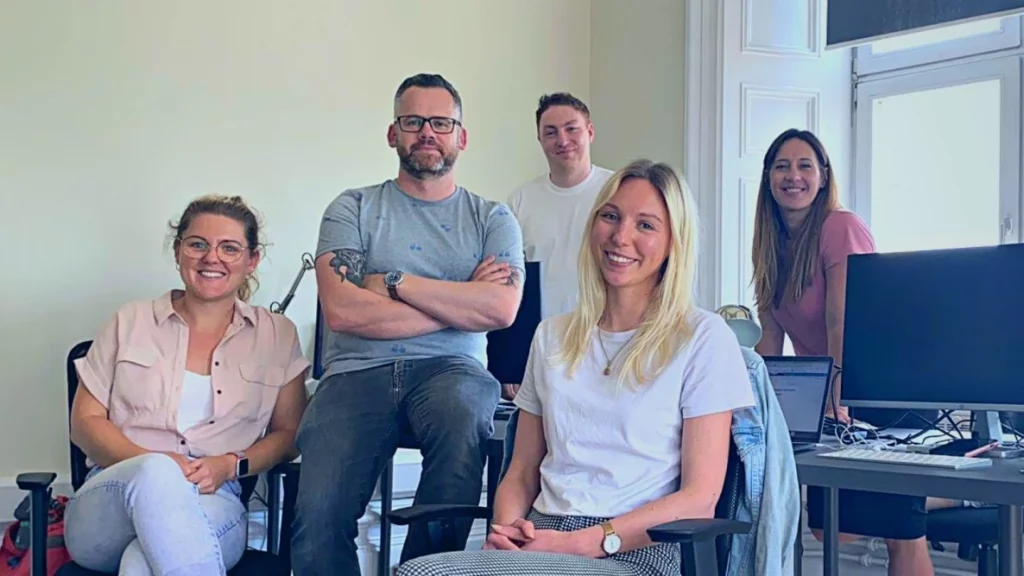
[684,0,726,310]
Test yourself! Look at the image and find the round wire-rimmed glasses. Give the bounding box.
[179,235,249,263]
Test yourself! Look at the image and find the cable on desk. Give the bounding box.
[823,366,898,450]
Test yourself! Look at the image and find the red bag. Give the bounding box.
[0,494,72,576]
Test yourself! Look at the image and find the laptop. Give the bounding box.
[763,356,833,453]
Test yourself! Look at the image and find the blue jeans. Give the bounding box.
[291,356,500,575]
[63,453,247,575]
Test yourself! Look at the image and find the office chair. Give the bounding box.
[925,412,1024,576]
[14,340,292,576]
[927,508,999,576]
[388,420,751,576]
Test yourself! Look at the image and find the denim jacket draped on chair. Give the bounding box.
[726,346,801,576]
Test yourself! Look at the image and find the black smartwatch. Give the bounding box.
[384,270,405,301]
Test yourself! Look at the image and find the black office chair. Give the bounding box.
[387,423,751,576]
[927,508,999,576]
[14,340,292,576]
[924,411,1024,576]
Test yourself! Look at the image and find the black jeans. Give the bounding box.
[290,356,500,575]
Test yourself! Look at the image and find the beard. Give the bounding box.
[398,142,458,179]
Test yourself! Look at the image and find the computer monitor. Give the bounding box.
[312,261,544,384]
[841,243,1024,449]
[487,261,543,385]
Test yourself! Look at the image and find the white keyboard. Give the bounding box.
[818,448,993,470]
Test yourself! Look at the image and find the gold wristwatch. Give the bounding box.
[600,521,621,556]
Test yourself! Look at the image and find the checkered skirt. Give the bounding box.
[396,510,681,576]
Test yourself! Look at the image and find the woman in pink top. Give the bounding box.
[63,195,310,575]
[751,129,934,576]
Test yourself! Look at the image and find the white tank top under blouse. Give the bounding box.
[177,370,215,434]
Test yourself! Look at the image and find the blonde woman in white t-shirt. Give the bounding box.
[397,159,755,576]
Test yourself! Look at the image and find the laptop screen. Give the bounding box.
[763,356,833,443]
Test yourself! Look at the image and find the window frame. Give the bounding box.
[852,56,1022,246]
[854,16,1022,76]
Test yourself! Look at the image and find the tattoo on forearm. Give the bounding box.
[504,266,522,288]
[330,249,366,286]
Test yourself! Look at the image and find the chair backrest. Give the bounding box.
[313,299,326,380]
[66,340,93,491]
[65,340,259,503]
[713,439,745,572]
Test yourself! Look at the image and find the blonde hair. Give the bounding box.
[555,159,701,388]
[751,129,839,312]
[168,194,265,302]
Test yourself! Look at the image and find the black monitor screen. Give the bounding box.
[487,261,543,385]
[842,243,1024,411]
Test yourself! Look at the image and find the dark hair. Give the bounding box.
[394,73,463,120]
[168,194,265,302]
[535,92,591,127]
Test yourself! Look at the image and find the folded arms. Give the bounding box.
[315,249,522,339]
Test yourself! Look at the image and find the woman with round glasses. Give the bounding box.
[62,195,310,575]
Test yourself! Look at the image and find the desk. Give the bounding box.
[797,447,1024,576]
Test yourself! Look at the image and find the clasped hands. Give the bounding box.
[166,452,235,494]
[484,518,601,557]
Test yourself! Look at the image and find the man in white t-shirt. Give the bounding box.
[507,93,614,324]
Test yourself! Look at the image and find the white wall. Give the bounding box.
[0,0,591,484]
[588,0,687,174]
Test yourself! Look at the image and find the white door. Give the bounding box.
[853,55,1022,252]
[719,0,854,309]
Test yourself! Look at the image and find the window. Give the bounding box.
[853,57,1020,253]
[855,16,1021,75]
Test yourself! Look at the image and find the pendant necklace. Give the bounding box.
[596,328,628,376]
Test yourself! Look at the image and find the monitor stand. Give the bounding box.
[923,411,1024,459]
[974,410,1024,459]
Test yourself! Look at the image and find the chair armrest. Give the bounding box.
[647,519,752,543]
[16,472,57,576]
[387,504,491,526]
[16,472,56,492]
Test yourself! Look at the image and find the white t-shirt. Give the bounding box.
[507,166,614,319]
[513,308,755,518]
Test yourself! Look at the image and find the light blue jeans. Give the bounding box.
[63,453,248,576]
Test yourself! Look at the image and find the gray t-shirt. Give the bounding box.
[316,179,525,378]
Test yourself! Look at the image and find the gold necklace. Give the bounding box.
[596,328,629,376]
